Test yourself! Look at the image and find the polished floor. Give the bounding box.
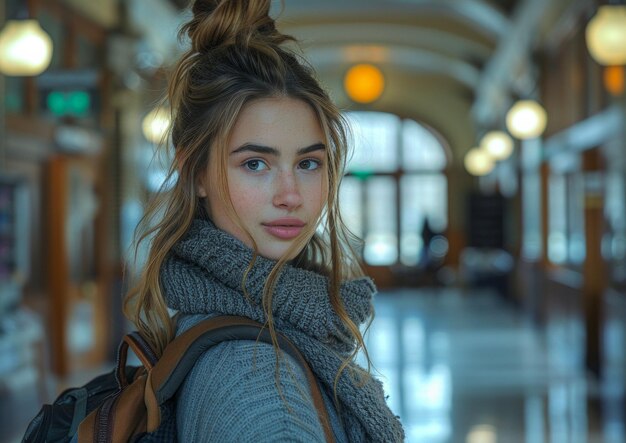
[366,288,624,443]
[6,287,625,442]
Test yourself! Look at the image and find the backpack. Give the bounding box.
[22,315,335,443]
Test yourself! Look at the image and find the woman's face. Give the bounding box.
[199,97,328,260]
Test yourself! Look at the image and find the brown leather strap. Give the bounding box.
[126,332,158,369]
[115,332,157,388]
[148,315,336,443]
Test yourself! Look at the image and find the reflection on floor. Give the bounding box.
[362,288,624,443]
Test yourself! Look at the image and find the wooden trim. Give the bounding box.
[6,115,56,140]
[582,149,606,377]
[540,162,549,267]
[46,155,112,375]
[24,77,37,117]
[63,19,78,69]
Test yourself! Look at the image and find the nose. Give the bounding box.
[272,170,303,210]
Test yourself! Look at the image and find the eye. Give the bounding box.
[299,159,321,171]
[243,159,268,171]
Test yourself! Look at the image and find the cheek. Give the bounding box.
[304,176,327,214]
[227,178,264,220]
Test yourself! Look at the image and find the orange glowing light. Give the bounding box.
[604,65,625,96]
[344,64,385,104]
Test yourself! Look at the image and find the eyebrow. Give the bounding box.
[231,142,326,156]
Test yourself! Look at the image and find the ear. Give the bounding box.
[177,149,208,197]
[196,173,208,197]
[197,182,207,198]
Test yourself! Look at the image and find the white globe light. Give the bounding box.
[0,19,53,76]
[480,130,514,160]
[506,100,547,139]
[464,147,495,176]
[586,5,626,66]
[142,106,171,144]
[467,425,497,443]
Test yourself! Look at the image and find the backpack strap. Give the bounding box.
[143,315,336,443]
[115,331,158,388]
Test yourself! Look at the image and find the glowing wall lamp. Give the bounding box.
[585,5,626,66]
[505,100,547,139]
[142,106,171,144]
[344,63,385,104]
[0,18,53,76]
[464,147,495,176]
[603,65,625,96]
[480,130,514,161]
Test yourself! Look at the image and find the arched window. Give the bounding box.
[339,112,449,266]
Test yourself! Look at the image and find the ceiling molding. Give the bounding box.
[471,0,553,127]
[306,45,481,89]
[286,23,492,62]
[274,0,510,40]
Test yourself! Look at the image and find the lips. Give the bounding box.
[262,218,305,240]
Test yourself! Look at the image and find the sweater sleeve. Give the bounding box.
[175,339,327,443]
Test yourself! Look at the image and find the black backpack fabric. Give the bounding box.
[22,367,142,443]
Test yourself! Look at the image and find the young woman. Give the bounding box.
[125,0,405,441]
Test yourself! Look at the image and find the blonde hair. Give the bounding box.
[124,0,373,401]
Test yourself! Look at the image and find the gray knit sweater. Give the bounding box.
[175,313,349,442]
[162,219,405,442]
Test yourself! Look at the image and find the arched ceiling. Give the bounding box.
[157,0,578,163]
[269,0,576,163]
[269,0,506,163]
[275,0,512,41]
[292,23,493,62]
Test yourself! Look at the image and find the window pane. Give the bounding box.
[522,172,542,260]
[400,174,447,265]
[606,171,625,232]
[402,120,447,171]
[345,112,399,173]
[365,177,397,265]
[605,170,626,284]
[548,174,567,264]
[338,176,363,238]
[521,140,542,260]
[568,174,585,264]
[497,158,518,198]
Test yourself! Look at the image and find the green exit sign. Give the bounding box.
[45,90,92,117]
[351,170,374,181]
[37,69,100,118]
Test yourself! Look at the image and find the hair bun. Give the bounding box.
[182,0,291,53]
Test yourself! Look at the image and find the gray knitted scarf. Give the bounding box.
[161,218,405,442]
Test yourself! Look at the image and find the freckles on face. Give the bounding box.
[201,97,328,260]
